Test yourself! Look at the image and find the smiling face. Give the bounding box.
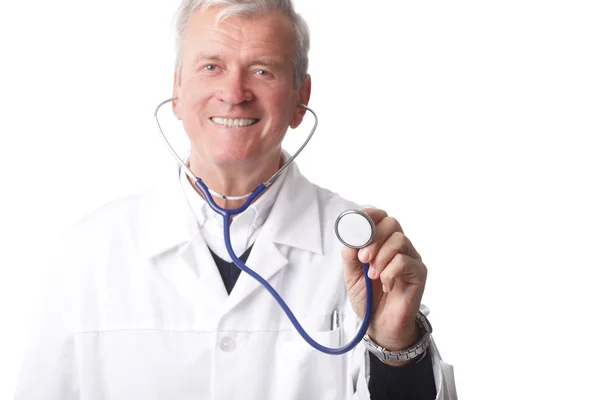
[173,7,311,170]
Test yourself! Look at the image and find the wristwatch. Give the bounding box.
[362,311,432,363]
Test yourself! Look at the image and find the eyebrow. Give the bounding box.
[251,58,286,71]
[193,53,223,66]
[193,53,287,71]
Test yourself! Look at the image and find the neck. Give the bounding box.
[187,149,283,210]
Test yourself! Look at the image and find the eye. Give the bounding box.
[255,69,269,77]
[204,64,218,72]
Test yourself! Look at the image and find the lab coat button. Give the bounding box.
[219,336,236,352]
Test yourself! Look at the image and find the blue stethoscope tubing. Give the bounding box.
[154,97,373,355]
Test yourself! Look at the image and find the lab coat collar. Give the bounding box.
[260,160,323,255]
[224,160,323,310]
[138,164,201,259]
[139,155,323,259]
[178,152,290,258]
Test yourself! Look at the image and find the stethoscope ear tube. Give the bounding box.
[154,97,318,201]
[154,97,372,355]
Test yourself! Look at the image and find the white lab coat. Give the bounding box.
[15,160,457,400]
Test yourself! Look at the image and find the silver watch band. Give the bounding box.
[362,311,432,363]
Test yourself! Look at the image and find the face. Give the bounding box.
[172,7,311,169]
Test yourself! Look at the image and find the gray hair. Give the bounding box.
[173,0,310,88]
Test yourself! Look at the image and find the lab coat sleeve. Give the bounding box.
[14,233,80,399]
[346,303,458,400]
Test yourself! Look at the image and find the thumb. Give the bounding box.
[341,246,365,281]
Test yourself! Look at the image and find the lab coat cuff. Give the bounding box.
[428,339,458,400]
[353,347,371,399]
[356,337,458,400]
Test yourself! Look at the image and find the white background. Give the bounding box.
[1,0,599,398]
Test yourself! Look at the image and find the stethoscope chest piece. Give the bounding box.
[155,96,373,355]
[334,210,375,249]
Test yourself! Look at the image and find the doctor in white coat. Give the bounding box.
[15,0,457,399]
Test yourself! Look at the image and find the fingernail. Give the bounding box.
[368,266,376,279]
[359,249,370,262]
[382,284,388,293]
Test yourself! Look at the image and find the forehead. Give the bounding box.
[182,7,296,61]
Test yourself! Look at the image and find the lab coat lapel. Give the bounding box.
[224,162,323,312]
[225,237,289,311]
[176,232,229,327]
[139,166,229,328]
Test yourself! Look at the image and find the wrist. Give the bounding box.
[363,312,432,366]
[367,320,420,352]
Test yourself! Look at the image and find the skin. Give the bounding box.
[172,7,427,367]
[343,208,426,366]
[172,7,310,209]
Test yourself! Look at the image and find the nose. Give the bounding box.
[218,70,254,105]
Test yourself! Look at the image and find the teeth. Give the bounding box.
[211,117,258,127]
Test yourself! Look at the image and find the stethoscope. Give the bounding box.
[154,97,375,355]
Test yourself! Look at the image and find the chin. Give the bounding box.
[207,147,261,166]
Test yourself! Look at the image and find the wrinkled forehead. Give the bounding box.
[182,6,297,61]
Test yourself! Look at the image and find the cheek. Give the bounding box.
[178,87,209,142]
[179,79,210,114]
[266,91,298,126]
[181,93,202,115]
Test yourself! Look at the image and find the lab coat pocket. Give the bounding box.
[286,312,343,352]
[296,312,342,345]
[275,314,347,400]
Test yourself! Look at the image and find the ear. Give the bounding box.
[172,70,182,120]
[290,75,312,129]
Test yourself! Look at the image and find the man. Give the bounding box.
[15,0,457,399]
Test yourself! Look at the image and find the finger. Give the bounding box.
[369,231,417,279]
[379,253,427,293]
[403,235,422,261]
[356,216,401,266]
[341,207,387,274]
[341,246,360,269]
[342,208,387,273]
[376,231,422,265]
[360,207,388,226]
